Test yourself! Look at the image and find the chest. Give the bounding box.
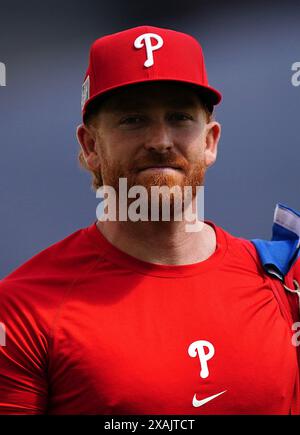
[48,275,298,414]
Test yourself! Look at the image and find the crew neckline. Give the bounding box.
[85,220,229,278]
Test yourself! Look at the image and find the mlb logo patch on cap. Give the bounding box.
[81,75,90,110]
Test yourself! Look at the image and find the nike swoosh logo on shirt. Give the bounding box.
[192,390,227,408]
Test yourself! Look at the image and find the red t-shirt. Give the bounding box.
[0,220,299,414]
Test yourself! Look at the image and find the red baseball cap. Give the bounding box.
[81,25,222,119]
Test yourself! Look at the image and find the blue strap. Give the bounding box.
[251,203,300,281]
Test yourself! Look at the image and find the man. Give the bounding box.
[0,25,299,415]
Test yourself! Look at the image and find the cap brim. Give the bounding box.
[82,78,222,119]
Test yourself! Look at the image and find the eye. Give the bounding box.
[119,115,145,125]
[169,112,193,122]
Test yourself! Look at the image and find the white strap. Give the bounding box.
[283,279,300,316]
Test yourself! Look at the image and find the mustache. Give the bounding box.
[130,152,189,172]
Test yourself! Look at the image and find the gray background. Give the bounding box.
[0,0,299,278]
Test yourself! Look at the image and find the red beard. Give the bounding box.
[99,149,206,221]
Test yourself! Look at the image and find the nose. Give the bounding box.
[143,120,173,153]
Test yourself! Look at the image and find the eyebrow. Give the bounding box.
[107,97,199,112]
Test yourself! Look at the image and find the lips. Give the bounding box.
[138,165,182,171]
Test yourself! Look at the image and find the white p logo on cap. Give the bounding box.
[134,33,164,68]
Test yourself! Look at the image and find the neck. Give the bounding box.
[96,216,217,266]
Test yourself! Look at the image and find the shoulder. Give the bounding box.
[288,256,300,283]
[0,223,101,323]
[211,221,263,273]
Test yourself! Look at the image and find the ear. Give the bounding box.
[76,124,101,171]
[203,121,221,168]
